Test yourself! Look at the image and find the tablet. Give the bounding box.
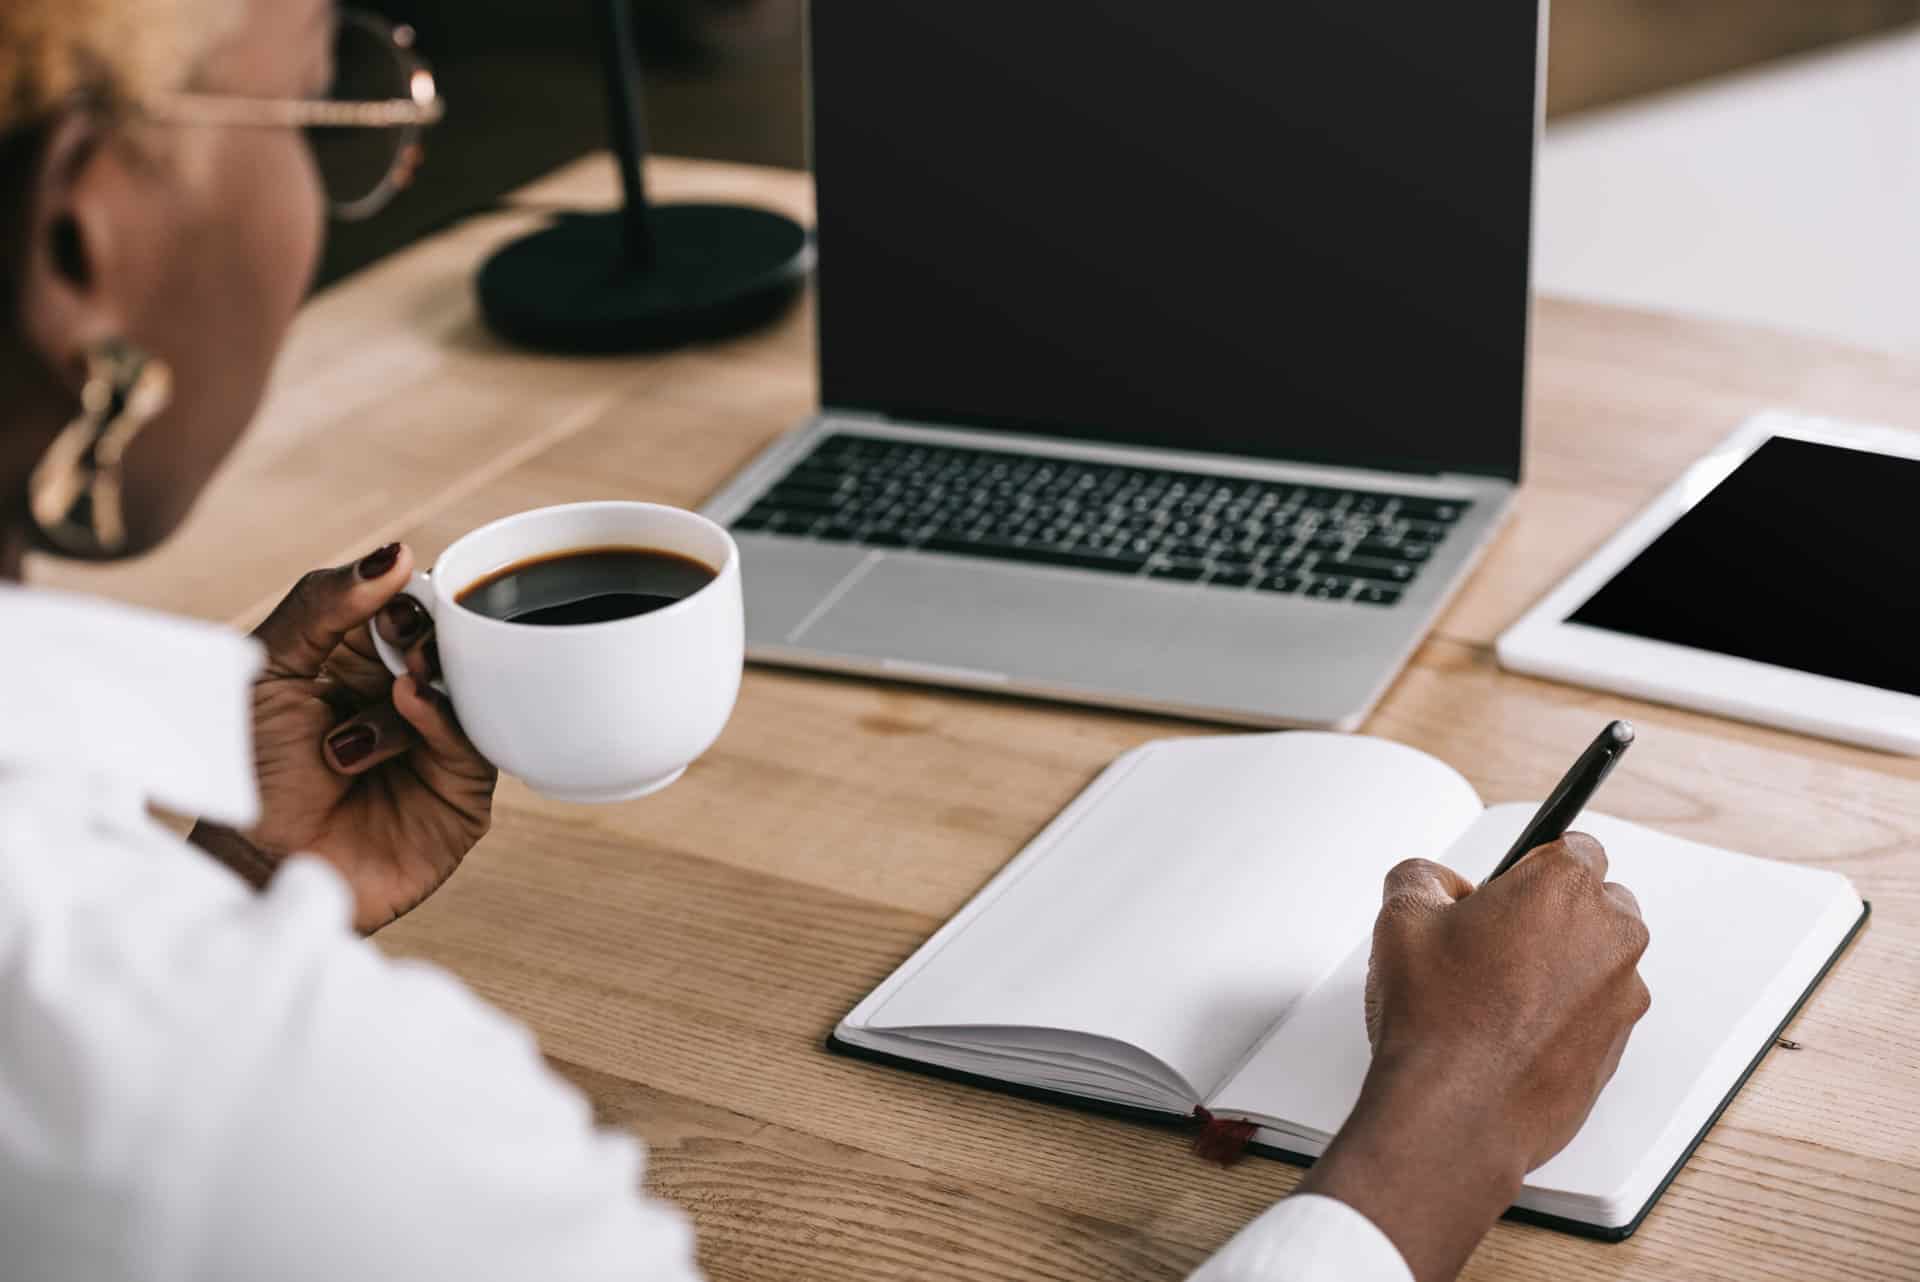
[1498,412,1920,754]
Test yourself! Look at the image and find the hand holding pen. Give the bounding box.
[1331,722,1653,1278]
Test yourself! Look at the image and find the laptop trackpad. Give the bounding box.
[792,555,1181,690]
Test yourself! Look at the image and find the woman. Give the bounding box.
[0,4,1651,1281]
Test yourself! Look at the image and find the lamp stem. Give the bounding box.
[596,0,655,266]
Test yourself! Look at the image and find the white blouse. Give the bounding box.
[0,585,1408,1282]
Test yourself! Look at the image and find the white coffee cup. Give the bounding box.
[372,501,743,803]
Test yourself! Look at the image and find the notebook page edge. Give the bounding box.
[832,1023,1193,1113]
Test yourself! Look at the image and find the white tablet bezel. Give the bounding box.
[1497,411,1920,755]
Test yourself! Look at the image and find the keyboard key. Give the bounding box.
[1258,572,1307,594]
[1396,497,1469,523]
[1332,557,1416,584]
[1353,586,1404,607]
[1398,520,1450,545]
[1355,538,1430,564]
[1260,548,1303,572]
[1211,568,1256,588]
[1149,563,1207,582]
[1308,576,1356,599]
[732,512,771,532]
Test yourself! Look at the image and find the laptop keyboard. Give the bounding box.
[730,435,1471,607]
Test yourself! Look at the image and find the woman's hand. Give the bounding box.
[189,544,498,932]
[1299,835,1651,1282]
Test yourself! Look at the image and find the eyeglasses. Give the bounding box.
[141,9,445,221]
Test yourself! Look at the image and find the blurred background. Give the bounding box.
[331,0,1920,351]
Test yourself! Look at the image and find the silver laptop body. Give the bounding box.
[703,2,1544,728]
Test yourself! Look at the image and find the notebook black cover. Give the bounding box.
[827,902,1869,1244]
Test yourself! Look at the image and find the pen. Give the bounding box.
[1482,720,1635,885]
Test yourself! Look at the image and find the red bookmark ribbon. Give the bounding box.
[1192,1107,1258,1166]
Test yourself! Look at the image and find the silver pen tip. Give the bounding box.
[1610,720,1636,745]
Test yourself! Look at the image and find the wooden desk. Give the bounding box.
[42,157,1920,1281]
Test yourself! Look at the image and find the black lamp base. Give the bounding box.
[476,204,813,353]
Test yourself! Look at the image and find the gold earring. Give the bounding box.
[27,339,173,558]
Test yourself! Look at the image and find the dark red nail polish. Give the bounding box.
[357,543,401,580]
[380,598,428,644]
[327,724,378,767]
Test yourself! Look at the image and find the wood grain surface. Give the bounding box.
[1547,0,1920,116]
[38,156,1920,1281]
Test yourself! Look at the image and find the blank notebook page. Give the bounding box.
[1212,805,1861,1201]
[865,733,1483,1101]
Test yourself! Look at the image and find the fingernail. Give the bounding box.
[380,597,428,644]
[327,724,378,768]
[357,543,401,580]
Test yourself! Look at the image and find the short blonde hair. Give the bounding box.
[0,0,244,133]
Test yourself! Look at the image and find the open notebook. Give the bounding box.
[832,733,1866,1240]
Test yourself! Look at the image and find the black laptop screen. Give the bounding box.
[810,3,1539,480]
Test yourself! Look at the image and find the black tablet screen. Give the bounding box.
[1569,436,1920,697]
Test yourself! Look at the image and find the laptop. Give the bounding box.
[703,2,1545,728]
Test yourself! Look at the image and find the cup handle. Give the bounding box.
[369,570,447,693]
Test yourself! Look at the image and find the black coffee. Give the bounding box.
[457,546,717,626]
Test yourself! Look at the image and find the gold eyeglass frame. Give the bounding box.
[137,9,445,221]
